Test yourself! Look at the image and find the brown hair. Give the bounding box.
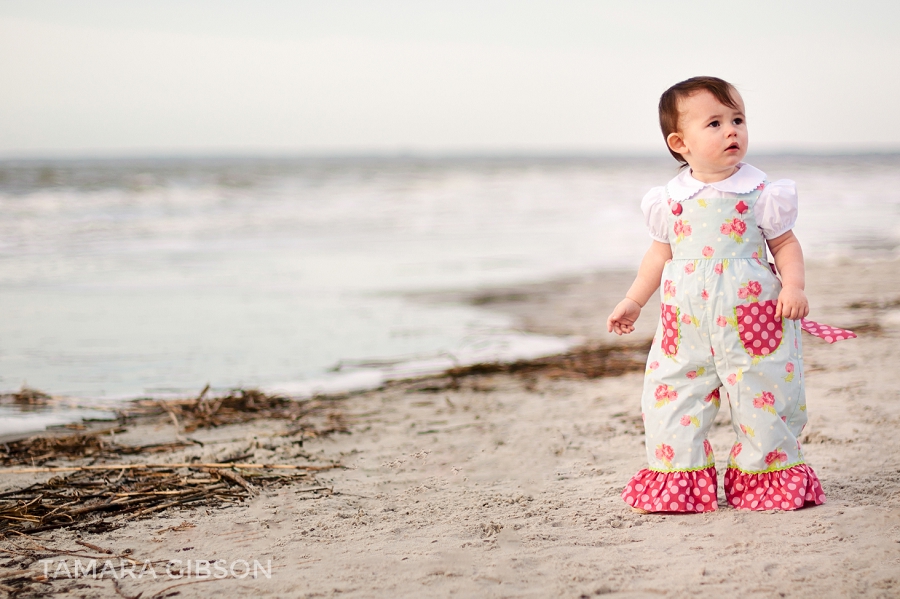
[659,76,739,166]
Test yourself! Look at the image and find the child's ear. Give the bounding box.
[667,132,688,156]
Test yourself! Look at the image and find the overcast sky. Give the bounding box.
[1,1,898,157]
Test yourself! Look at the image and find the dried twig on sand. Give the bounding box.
[1,462,339,474]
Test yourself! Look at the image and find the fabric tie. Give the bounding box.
[800,319,856,344]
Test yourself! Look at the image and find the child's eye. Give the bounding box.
[733,117,744,125]
[708,120,720,128]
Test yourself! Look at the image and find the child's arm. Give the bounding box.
[767,230,809,320]
[607,241,672,335]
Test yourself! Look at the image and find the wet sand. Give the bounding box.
[2,259,899,598]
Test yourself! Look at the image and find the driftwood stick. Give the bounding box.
[0,462,338,474]
[209,468,257,496]
[76,540,113,554]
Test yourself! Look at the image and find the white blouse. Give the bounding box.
[641,163,798,243]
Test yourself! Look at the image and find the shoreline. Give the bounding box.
[428,256,887,341]
[1,264,644,442]
[1,256,886,441]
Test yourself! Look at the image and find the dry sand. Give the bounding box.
[2,259,900,598]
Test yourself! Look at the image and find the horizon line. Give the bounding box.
[2,147,900,163]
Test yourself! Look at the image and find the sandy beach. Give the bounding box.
[2,259,900,598]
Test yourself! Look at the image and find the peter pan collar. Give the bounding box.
[665,163,767,202]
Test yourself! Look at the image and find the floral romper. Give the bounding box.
[621,166,854,513]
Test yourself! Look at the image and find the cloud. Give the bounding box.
[0,3,898,156]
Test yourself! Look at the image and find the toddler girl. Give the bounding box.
[607,76,854,513]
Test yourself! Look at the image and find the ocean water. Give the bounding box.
[1,154,898,435]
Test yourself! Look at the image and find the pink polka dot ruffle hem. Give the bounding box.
[724,464,826,511]
[622,467,717,513]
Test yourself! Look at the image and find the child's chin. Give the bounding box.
[720,154,745,168]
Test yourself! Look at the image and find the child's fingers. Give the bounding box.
[608,317,618,334]
[607,307,624,333]
[775,299,783,320]
[611,319,633,336]
[780,302,807,320]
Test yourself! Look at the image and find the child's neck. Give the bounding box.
[689,164,740,184]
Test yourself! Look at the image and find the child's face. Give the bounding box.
[667,89,748,180]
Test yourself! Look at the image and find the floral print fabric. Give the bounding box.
[623,185,825,512]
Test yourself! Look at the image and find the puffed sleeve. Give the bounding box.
[755,179,798,239]
[640,186,669,243]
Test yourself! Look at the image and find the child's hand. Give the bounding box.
[776,286,809,320]
[607,298,642,335]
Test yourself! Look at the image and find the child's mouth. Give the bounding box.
[726,143,740,152]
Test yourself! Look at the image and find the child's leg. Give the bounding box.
[720,319,826,510]
[622,338,723,513]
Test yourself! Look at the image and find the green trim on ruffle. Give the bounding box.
[647,464,716,474]
[725,460,806,475]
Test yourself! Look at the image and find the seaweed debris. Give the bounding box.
[0,464,335,536]
[444,341,649,380]
[1,388,348,468]
[0,388,348,539]
[0,387,52,407]
[846,297,900,310]
[123,387,349,434]
[1,428,191,468]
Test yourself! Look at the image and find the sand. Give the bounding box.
[2,259,900,598]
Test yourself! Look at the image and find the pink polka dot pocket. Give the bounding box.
[661,304,680,357]
[736,299,783,357]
